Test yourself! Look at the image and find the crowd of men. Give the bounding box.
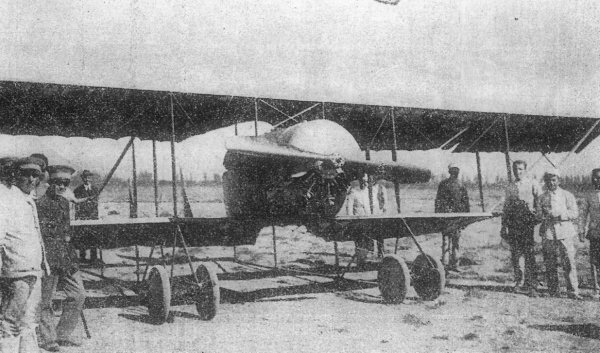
[438,160,600,300]
[0,155,98,353]
[346,160,600,301]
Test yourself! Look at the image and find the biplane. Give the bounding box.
[1,81,599,324]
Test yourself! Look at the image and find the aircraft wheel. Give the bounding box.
[377,255,410,304]
[411,253,445,301]
[147,266,171,324]
[194,263,220,320]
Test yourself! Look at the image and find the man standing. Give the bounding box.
[345,172,387,265]
[537,168,581,299]
[0,157,49,353]
[578,168,600,300]
[73,170,99,263]
[435,163,470,271]
[37,166,86,351]
[500,160,541,297]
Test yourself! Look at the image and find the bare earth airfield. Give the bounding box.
[58,186,600,353]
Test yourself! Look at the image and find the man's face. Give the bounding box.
[50,178,70,195]
[513,163,526,180]
[544,175,559,191]
[449,168,459,178]
[592,171,600,190]
[16,169,41,194]
[359,173,368,189]
[81,175,89,184]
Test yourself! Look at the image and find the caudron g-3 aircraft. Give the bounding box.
[4,81,596,324]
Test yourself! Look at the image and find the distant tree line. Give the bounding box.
[426,173,595,192]
[105,171,224,188]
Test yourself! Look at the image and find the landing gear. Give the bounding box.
[146,266,171,323]
[411,253,445,301]
[377,255,411,303]
[194,263,220,321]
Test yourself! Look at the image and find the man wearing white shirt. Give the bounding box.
[578,168,600,300]
[536,168,581,299]
[345,173,387,265]
[0,157,49,353]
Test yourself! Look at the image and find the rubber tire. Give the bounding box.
[377,255,411,304]
[412,253,446,301]
[147,266,171,324]
[194,263,220,321]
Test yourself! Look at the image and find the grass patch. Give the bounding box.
[427,300,447,310]
[478,274,511,283]
[462,332,479,341]
[463,288,486,300]
[561,316,576,323]
[432,335,449,340]
[402,314,431,328]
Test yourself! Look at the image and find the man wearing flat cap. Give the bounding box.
[536,168,581,299]
[36,165,86,350]
[29,153,48,200]
[435,163,470,271]
[0,157,50,353]
[73,170,99,263]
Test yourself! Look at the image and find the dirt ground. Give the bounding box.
[54,216,600,353]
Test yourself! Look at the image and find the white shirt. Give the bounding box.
[537,187,579,241]
[504,177,542,213]
[1,186,49,277]
[345,183,387,216]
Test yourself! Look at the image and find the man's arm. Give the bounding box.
[500,187,512,239]
[434,182,445,213]
[578,196,590,242]
[345,190,355,215]
[377,184,387,213]
[462,186,470,213]
[562,191,579,221]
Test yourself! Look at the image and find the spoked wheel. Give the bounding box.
[194,263,220,321]
[411,253,445,301]
[377,255,411,303]
[146,266,171,324]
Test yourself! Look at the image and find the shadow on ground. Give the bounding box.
[530,323,600,340]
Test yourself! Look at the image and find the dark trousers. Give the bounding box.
[441,230,460,267]
[507,224,537,288]
[39,271,85,344]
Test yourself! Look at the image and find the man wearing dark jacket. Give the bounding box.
[37,165,85,351]
[73,170,99,263]
[435,163,470,271]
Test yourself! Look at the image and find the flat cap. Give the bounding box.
[47,165,75,179]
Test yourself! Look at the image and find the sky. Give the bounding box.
[1,0,599,180]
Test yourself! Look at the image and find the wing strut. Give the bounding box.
[559,118,600,166]
[97,136,135,196]
[503,115,512,183]
[391,108,401,214]
[131,139,138,218]
[475,151,485,212]
[439,127,469,150]
[152,140,159,217]
[271,103,320,129]
[170,94,178,218]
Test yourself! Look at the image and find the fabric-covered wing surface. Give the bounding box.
[334,213,494,241]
